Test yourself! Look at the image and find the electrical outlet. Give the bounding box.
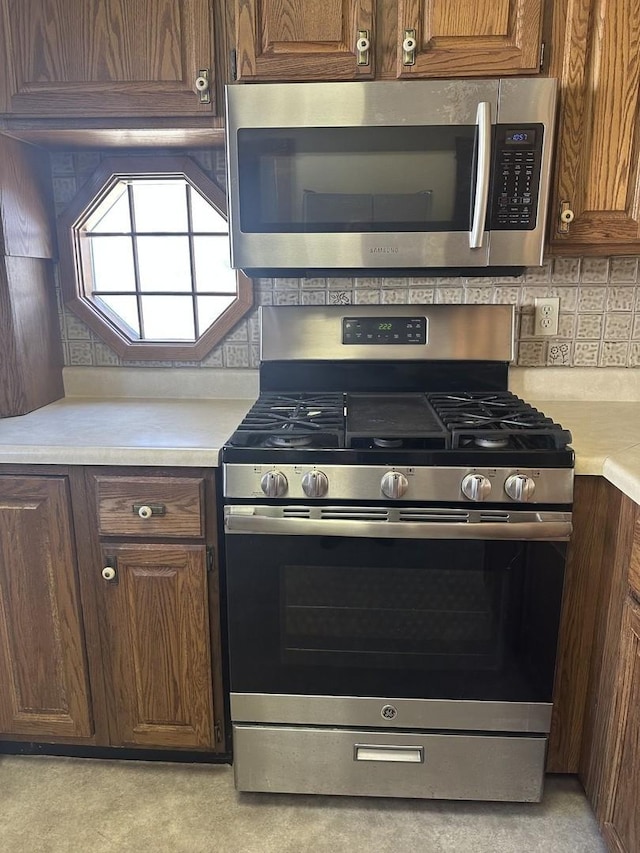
[534,297,560,336]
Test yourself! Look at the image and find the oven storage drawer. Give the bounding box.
[233,724,547,802]
[94,476,205,538]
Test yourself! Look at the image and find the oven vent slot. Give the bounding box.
[479,511,511,522]
[283,508,313,518]
[321,508,389,522]
[398,509,470,523]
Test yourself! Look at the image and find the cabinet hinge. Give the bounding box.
[214,722,222,743]
[230,49,237,82]
[206,545,215,573]
[539,41,545,71]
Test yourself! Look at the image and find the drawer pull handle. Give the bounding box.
[354,744,424,763]
[133,503,166,519]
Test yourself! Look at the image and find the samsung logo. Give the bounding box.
[369,247,399,254]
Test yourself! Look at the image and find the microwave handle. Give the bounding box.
[469,101,492,249]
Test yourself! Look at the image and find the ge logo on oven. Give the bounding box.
[381,704,398,720]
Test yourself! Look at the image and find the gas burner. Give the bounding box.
[373,437,404,448]
[267,434,315,448]
[474,436,510,449]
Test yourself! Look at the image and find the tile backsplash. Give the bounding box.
[51,151,640,370]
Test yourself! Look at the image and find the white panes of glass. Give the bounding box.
[190,188,228,232]
[90,184,131,233]
[193,236,236,292]
[197,295,235,332]
[133,181,188,232]
[90,236,136,291]
[96,295,140,337]
[137,236,192,292]
[142,295,195,341]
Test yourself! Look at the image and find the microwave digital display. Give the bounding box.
[505,129,536,146]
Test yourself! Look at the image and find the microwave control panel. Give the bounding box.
[490,124,544,231]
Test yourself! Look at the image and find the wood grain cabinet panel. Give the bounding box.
[235,0,375,80]
[97,544,215,749]
[549,0,640,254]
[0,476,92,738]
[396,0,543,77]
[0,0,217,116]
[602,598,640,853]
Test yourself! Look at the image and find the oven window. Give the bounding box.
[225,535,565,703]
[237,126,477,233]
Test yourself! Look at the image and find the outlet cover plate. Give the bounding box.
[534,297,560,336]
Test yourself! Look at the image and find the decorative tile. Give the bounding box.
[557,313,576,338]
[223,343,250,367]
[609,257,638,282]
[548,285,578,312]
[581,257,610,282]
[606,286,635,312]
[521,285,549,306]
[465,276,496,286]
[578,286,607,312]
[354,277,380,289]
[381,289,409,304]
[250,344,260,367]
[547,342,572,366]
[50,152,75,174]
[225,321,249,342]
[493,273,524,284]
[381,277,408,289]
[632,315,640,340]
[301,290,327,305]
[328,277,354,290]
[67,341,94,365]
[247,313,260,342]
[329,290,352,304]
[409,277,434,286]
[408,288,435,304]
[200,346,224,367]
[435,287,463,304]
[573,341,600,366]
[354,289,382,304]
[519,311,535,338]
[301,277,326,289]
[524,260,551,282]
[464,287,493,304]
[272,290,300,305]
[551,257,580,283]
[629,342,640,366]
[492,286,520,305]
[52,176,78,204]
[603,313,632,340]
[517,341,546,366]
[94,343,121,366]
[274,277,300,289]
[600,341,629,366]
[255,289,274,305]
[576,314,603,339]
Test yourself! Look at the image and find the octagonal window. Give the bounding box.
[57,155,252,361]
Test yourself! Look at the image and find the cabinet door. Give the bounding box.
[602,598,640,853]
[550,0,640,254]
[98,543,215,749]
[0,476,92,738]
[235,0,375,80]
[396,0,543,77]
[1,0,216,117]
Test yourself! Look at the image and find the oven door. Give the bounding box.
[224,506,569,732]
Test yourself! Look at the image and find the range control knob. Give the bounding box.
[260,470,288,498]
[504,473,536,502]
[301,470,329,498]
[381,471,409,499]
[461,473,492,502]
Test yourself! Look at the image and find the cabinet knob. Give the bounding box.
[195,69,211,104]
[356,30,371,66]
[558,201,574,234]
[402,30,417,65]
[137,504,153,519]
[102,566,117,581]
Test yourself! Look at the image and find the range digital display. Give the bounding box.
[343,317,427,345]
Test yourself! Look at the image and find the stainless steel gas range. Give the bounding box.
[221,304,574,803]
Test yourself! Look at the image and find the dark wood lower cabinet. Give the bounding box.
[0,475,92,738]
[97,543,215,749]
[601,597,640,853]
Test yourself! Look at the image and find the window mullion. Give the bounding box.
[127,183,145,340]
[186,184,200,340]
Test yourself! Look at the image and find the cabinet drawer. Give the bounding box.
[95,477,204,538]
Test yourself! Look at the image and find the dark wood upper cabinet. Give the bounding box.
[235,0,376,81]
[1,0,217,117]
[234,0,543,82]
[0,475,93,739]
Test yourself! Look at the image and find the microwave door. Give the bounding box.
[470,102,492,250]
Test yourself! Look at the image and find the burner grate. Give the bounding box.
[428,392,573,450]
[228,393,345,448]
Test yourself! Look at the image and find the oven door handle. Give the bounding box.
[469,100,492,249]
[224,511,572,541]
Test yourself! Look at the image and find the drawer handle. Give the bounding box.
[133,503,166,519]
[354,744,424,763]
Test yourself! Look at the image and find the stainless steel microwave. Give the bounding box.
[225,78,557,275]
